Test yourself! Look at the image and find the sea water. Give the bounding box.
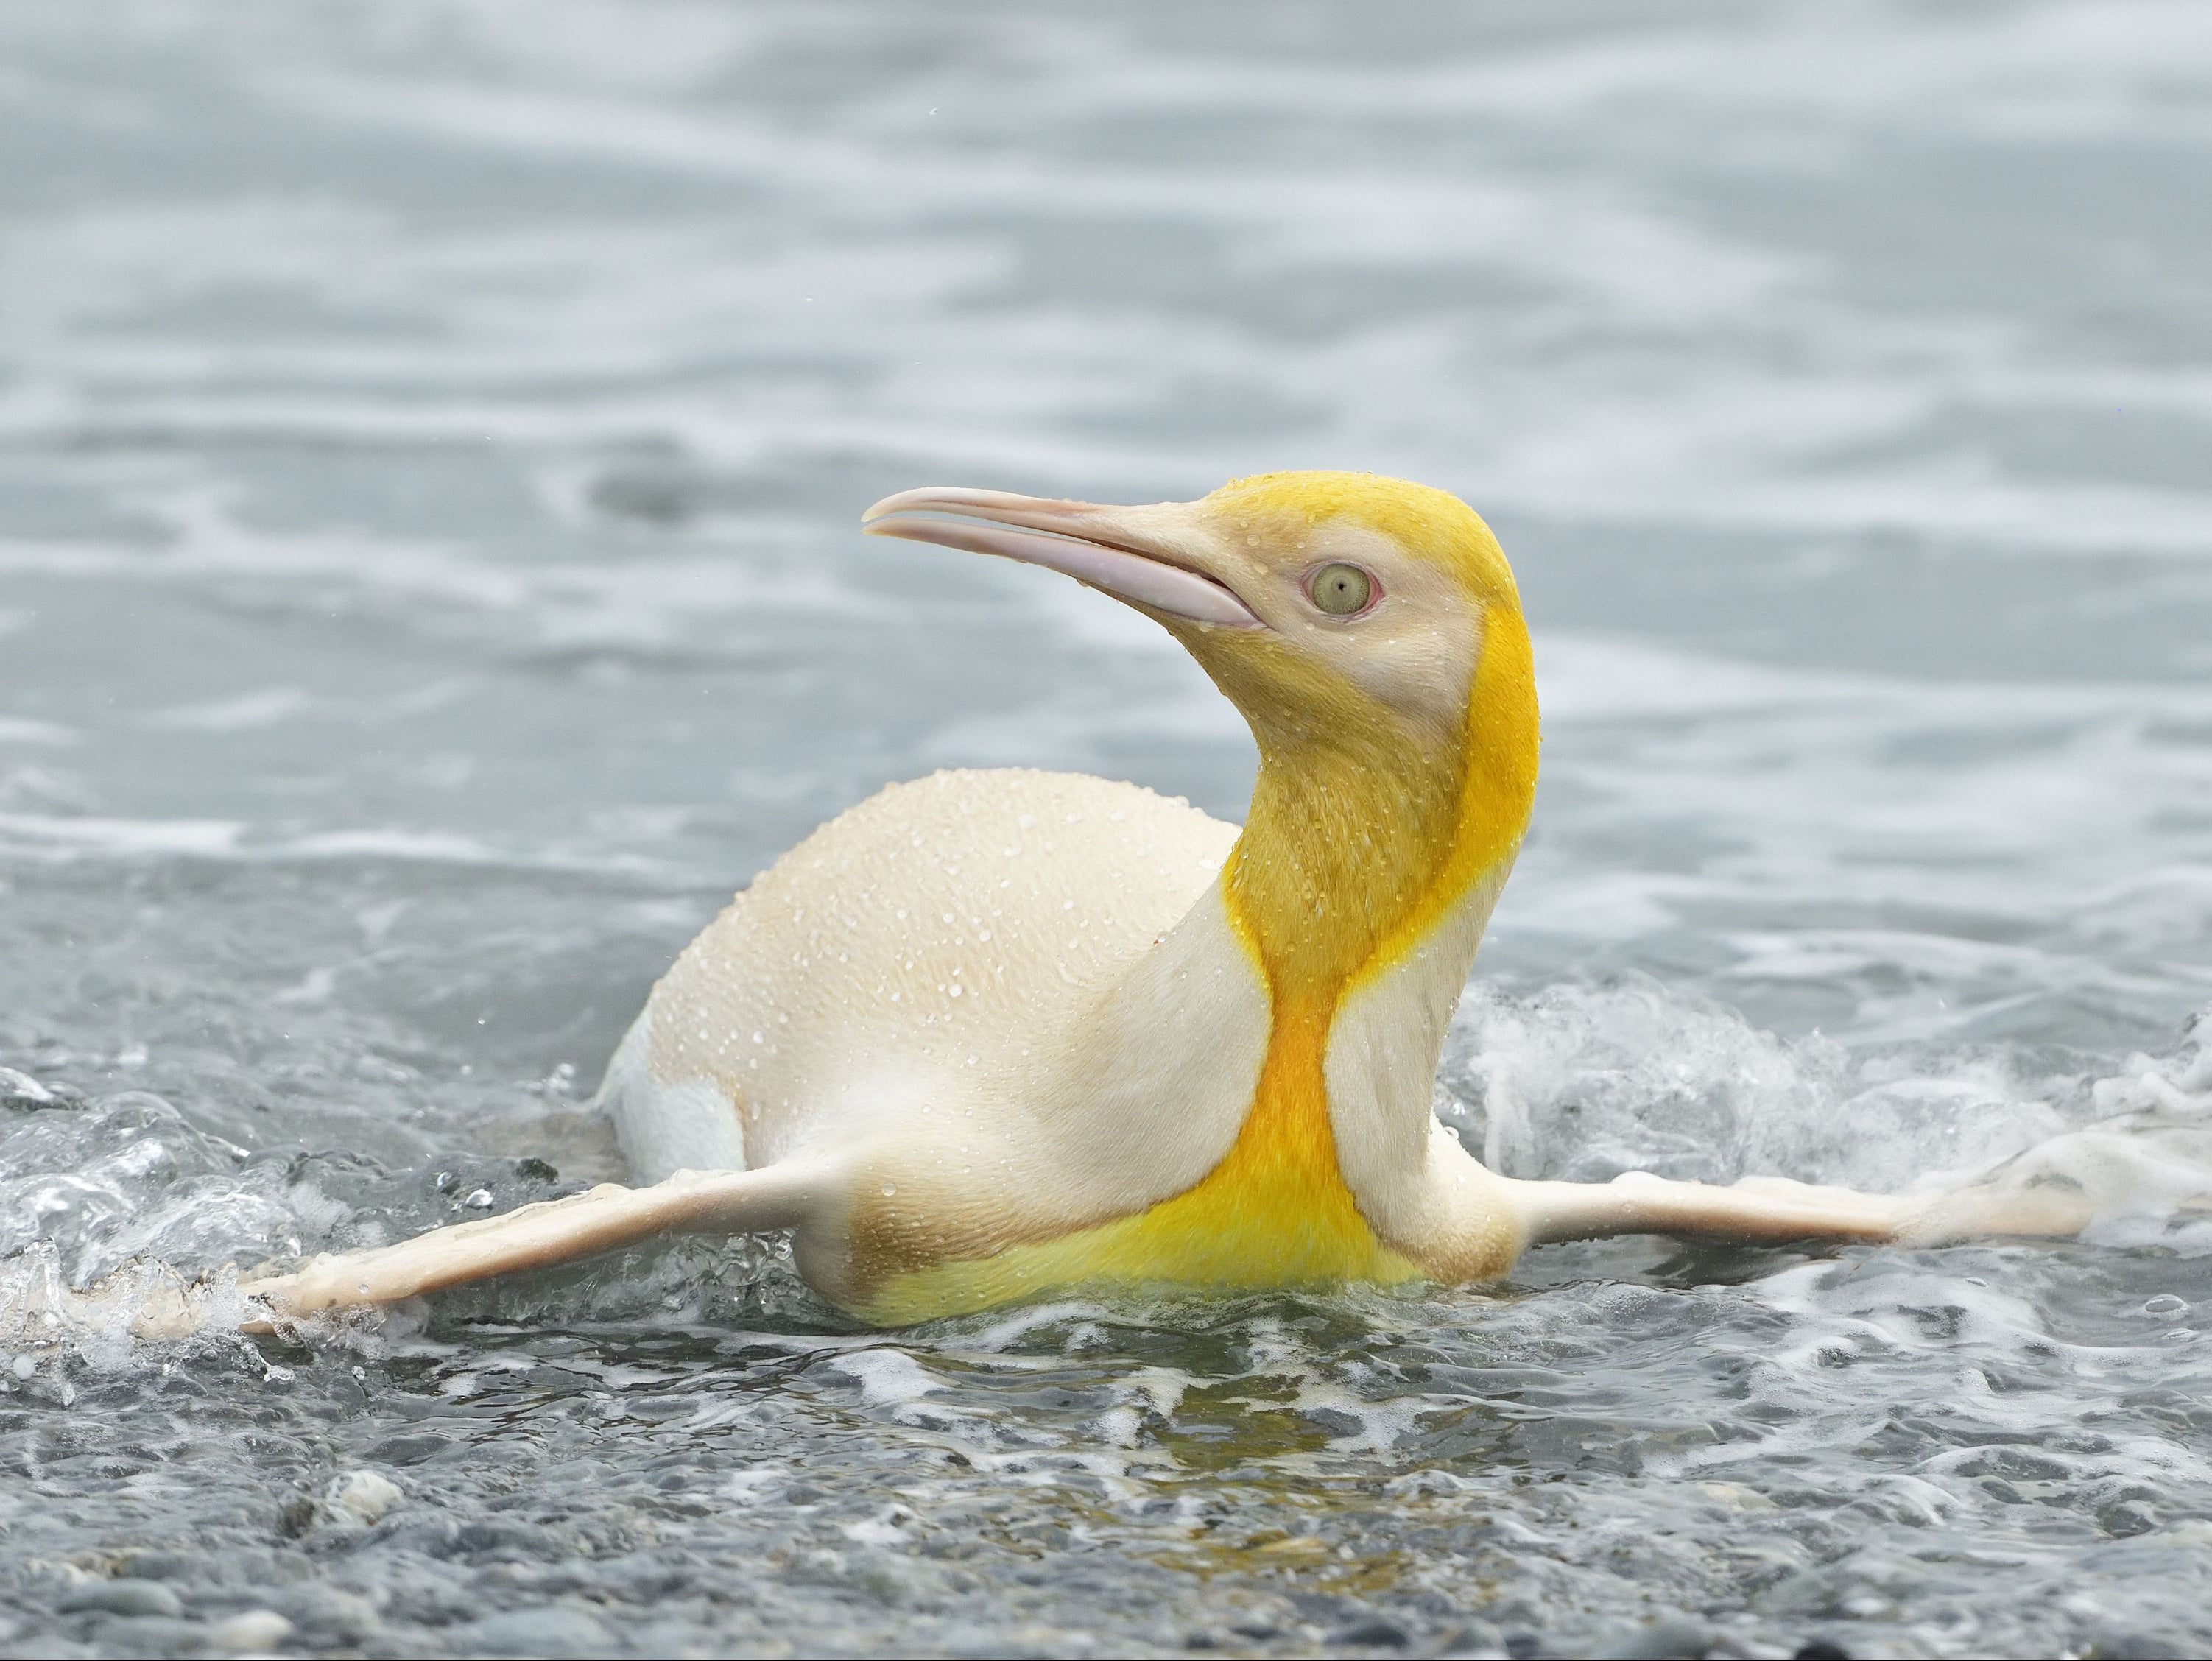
[4,2,2211,1655]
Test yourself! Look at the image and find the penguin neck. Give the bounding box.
[1226,730,1465,1006]
[1206,608,1539,1204]
[1223,610,1538,1014]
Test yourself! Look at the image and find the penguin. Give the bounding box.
[239,472,2074,1329]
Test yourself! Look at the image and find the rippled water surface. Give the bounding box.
[5,3,2212,1657]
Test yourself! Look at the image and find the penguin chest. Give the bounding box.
[851,1006,1420,1325]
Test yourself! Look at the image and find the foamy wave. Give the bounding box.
[1441,979,2071,1191]
[1447,982,2212,1246]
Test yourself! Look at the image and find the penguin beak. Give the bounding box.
[862,487,1264,630]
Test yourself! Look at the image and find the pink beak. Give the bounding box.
[862,487,1262,630]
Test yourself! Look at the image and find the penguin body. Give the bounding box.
[609,768,1240,1185]
[235,471,1939,1331]
[607,767,1282,1318]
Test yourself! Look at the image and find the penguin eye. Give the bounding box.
[1306,563,1376,618]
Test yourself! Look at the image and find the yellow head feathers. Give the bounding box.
[1161,472,1533,795]
[1200,469,1525,616]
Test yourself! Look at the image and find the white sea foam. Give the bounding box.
[825,1347,945,1408]
[0,811,245,858]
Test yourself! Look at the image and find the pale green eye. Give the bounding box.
[1307,563,1374,616]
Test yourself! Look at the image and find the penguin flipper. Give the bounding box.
[1505,1124,2198,1254]
[1507,1171,1910,1249]
[242,1162,834,1319]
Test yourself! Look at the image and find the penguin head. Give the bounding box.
[864,470,1528,763]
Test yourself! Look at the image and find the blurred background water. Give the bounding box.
[3,2,2212,1657]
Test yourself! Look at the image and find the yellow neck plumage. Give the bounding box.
[1186,593,1540,1274]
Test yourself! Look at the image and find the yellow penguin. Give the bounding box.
[239,473,2072,1329]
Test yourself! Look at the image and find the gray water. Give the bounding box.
[4,2,2212,1656]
